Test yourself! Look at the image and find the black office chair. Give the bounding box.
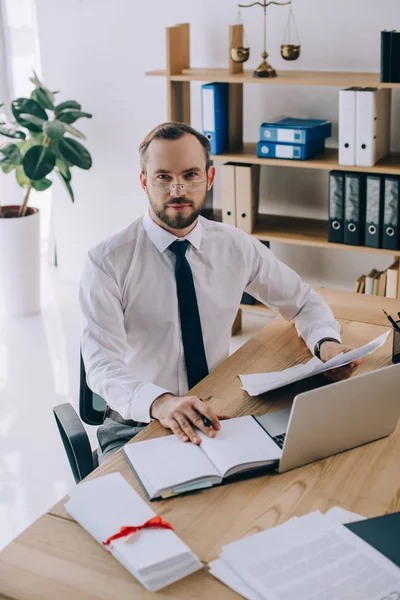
[53,355,106,483]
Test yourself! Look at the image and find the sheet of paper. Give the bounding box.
[221,509,400,600]
[240,331,390,397]
[209,559,263,600]
[65,472,202,591]
[323,505,366,525]
[197,416,281,478]
[124,434,220,495]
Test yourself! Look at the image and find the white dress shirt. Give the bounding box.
[79,209,341,423]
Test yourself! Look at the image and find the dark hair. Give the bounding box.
[139,122,211,172]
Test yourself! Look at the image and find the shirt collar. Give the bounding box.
[142,208,202,253]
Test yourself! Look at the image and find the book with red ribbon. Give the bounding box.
[64,472,202,591]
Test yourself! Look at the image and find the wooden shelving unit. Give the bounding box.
[146,68,400,89]
[210,144,400,176]
[147,23,400,330]
[252,214,400,256]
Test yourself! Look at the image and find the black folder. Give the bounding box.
[383,176,400,250]
[345,512,400,568]
[344,173,366,246]
[328,170,345,243]
[365,174,384,248]
[381,30,400,83]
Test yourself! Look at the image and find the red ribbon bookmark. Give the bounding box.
[102,516,174,547]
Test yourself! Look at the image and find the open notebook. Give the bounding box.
[64,472,202,592]
[123,416,282,500]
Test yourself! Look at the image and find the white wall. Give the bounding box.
[35,0,400,288]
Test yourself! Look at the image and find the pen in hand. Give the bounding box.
[202,416,212,428]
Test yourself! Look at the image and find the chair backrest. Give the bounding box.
[79,353,106,425]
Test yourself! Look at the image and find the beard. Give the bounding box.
[147,190,206,230]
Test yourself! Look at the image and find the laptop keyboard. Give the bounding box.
[272,433,286,449]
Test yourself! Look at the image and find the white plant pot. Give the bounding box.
[0,206,41,317]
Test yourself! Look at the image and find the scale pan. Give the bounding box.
[281,44,301,61]
[230,46,250,63]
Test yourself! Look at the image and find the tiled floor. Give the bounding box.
[0,261,273,551]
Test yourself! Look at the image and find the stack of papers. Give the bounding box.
[209,507,400,600]
[240,331,389,397]
[65,473,202,591]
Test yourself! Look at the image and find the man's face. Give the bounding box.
[141,134,215,230]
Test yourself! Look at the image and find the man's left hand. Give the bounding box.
[319,341,363,382]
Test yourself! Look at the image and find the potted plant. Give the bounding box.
[0,71,92,316]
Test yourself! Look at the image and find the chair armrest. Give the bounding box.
[53,403,95,483]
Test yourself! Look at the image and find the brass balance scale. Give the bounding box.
[230,1,301,77]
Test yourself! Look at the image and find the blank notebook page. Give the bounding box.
[197,416,282,477]
[124,434,220,493]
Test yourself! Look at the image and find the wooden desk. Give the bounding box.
[0,317,398,600]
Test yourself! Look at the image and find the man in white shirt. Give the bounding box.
[80,122,361,463]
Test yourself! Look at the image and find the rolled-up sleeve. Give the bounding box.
[243,238,341,353]
[79,251,171,423]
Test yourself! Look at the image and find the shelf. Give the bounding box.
[211,144,400,175]
[252,214,400,256]
[146,68,400,89]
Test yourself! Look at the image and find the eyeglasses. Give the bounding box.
[147,171,207,194]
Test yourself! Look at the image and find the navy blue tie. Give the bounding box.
[169,240,209,389]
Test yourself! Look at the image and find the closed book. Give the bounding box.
[344,173,366,246]
[259,117,332,144]
[378,270,387,296]
[381,31,392,82]
[345,512,400,568]
[235,164,260,234]
[372,271,381,296]
[365,269,378,295]
[383,177,400,250]
[355,274,366,293]
[355,88,391,168]
[365,174,384,248]
[220,163,237,226]
[386,259,399,298]
[328,170,345,243]
[380,30,400,83]
[256,138,325,160]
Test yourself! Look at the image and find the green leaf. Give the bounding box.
[57,110,92,125]
[57,170,74,203]
[29,70,42,87]
[60,121,86,140]
[2,163,15,174]
[19,113,46,129]
[31,177,53,191]
[31,88,55,111]
[0,143,21,165]
[43,120,65,141]
[56,158,71,180]
[58,138,92,170]
[16,138,39,158]
[54,100,81,114]
[12,98,48,132]
[23,146,56,180]
[0,123,26,139]
[16,165,30,187]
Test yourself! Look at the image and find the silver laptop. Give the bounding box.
[255,363,400,473]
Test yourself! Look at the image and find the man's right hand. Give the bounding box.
[150,393,221,445]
